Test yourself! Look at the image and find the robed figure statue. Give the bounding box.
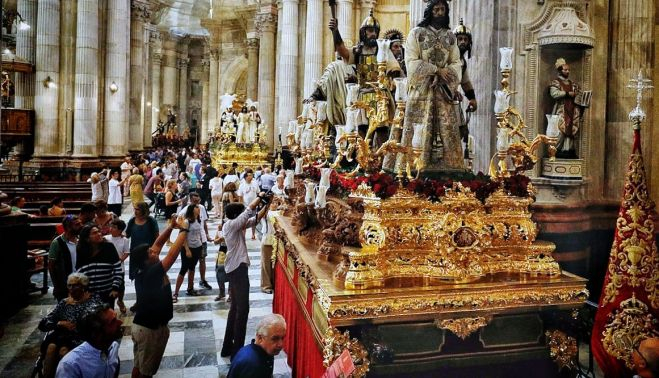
[401,0,464,174]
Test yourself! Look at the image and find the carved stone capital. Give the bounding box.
[255,13,277,35]
[131,0,152,22]
[177,58,190,69]
[209,48,220,60]
[152,52,162,65]
[149,30,162,45]
[246,38,260,50]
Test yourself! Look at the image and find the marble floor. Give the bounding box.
[0,203,288,378]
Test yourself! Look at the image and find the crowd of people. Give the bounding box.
[36,145,291,377]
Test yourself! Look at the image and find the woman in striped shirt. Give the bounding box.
[75,225,124,308]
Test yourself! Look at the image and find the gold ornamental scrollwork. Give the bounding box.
[434,316,492,340]
[323,327,370,378]
[602,295,658,369]
[545,330,577,371]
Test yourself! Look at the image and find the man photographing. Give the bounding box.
[220,191,272,359]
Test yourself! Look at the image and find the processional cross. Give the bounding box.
[626,71,653,126]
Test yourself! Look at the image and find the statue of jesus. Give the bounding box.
[401,0,464,174]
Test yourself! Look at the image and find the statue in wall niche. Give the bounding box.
[549,58,590,159]
[1,72,14,108]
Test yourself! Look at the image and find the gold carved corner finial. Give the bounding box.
[434,316,492,340]
[323,327,370,378]
[545,330,578,371]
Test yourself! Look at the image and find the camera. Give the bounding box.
[258,190,274,208]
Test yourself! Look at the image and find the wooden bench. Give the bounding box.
[4,190,92,202]
[24,200,88,209]
[27,249,49,294]
[23,208,81,216]
[27,223,60,249]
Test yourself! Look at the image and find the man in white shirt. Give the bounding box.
[237,172,260,239]
[178,192,213,290]
[120,157,133,197]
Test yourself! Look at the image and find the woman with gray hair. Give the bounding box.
[38,273,104,378]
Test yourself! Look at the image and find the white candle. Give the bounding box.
[288,120,297,135]
[411,123,425,149]
[493,90,510,113]
[394,78,408,102]
[496,127,509,152]
[376,39,390,63]
[499,47,513,70]
[346,83,359,107]
[316,101,327,122]
[345,110,356,133]
[301,103,310,119]
[285,170,295,188]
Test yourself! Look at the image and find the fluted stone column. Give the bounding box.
[208,48,219,134]
[605,0,654,198]
[409,0,424,28]
[276,0,299,149]
[72,0,100,157]
[161,35,179,115]
[177,41,190,132]
[304,0,323,97]
[256,10,278,149]
[337,0,354,46]
[201,54,210,144]
[14,0,37,110]
[150,31,162,136]
[246,37,260,101]
[33,0,60,157]
[128,1,150,151]
[103,0,130,157]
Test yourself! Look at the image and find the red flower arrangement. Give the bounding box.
[302,167,530,202]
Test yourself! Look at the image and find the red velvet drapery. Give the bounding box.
[273,250,326,378]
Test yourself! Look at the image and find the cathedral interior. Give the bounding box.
[0,0,658,377]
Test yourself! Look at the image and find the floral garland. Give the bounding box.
[304,167,532,203]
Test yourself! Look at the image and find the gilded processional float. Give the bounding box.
[265,20,590,376]
[209,95,272,170]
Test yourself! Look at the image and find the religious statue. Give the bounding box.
[384,29,406,77]
[549,58,589,159]
[167,108,177,126]
[453,18,478,159]
[236,106,249,144]
[328,10,402,146]
[219,93,236,114]
[248,105,262,143]
[1,72,15,108]
[401,0,464,174]
[220,107,237,139]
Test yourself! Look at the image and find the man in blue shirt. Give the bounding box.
[55,304,123,378]
[228,314,287,378]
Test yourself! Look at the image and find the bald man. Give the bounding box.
[634,337,659,378]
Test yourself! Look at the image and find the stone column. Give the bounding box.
[33,0,60,157]
[201,52,210,144]
[161,35,179,115]
[304,0,323,98]
[150,32,162,136]
[208,48,219,134]
[256,9,278,149]
[605,0,654,198]
[337,0,354,46]
[102,0,130,157]
[14,0,37,110]
[409,0,424,28]
[128,0,150,151]
[277,0,299,150]
[72,0,100,157]
[177,40,190,132]
[246,37,260,101]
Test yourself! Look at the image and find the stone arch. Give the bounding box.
[220,55,248,95]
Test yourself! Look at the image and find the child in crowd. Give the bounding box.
[48,197,66,216]
[213,222,229,302]
[38,205,49,216]
[105,219,130,314]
